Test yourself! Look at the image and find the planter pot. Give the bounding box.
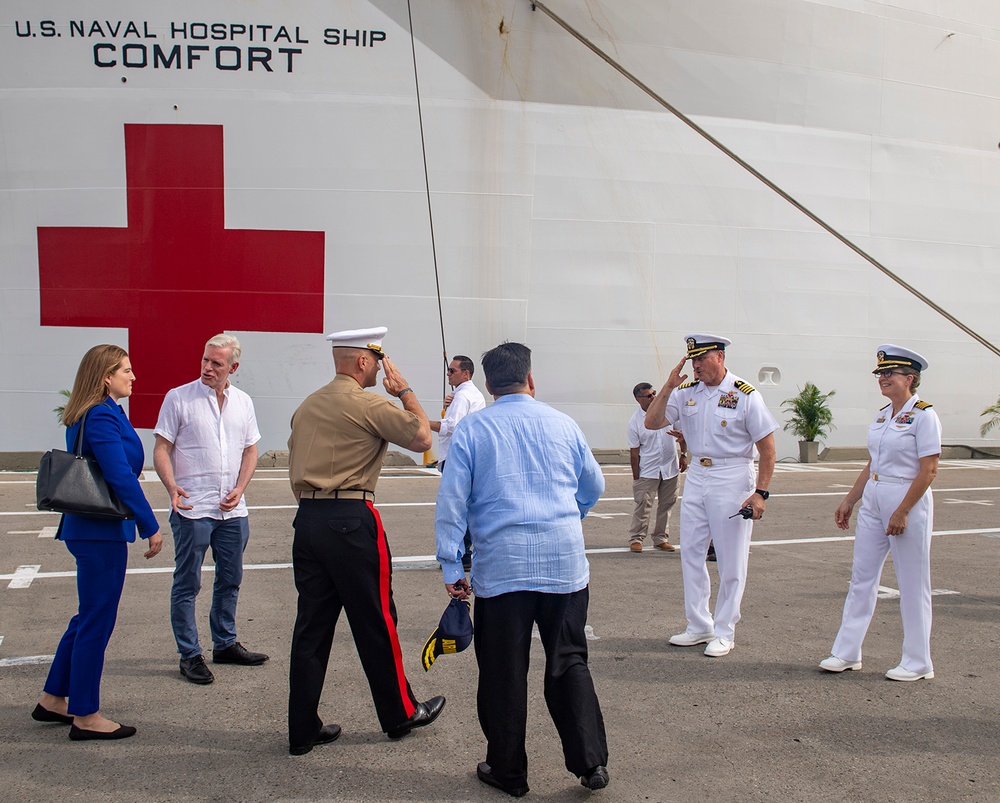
[799,440,820,463]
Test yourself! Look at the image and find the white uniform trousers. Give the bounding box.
[678,462,755,641]
[830,479,933,673]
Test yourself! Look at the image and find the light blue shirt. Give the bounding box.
[435,393,605,597]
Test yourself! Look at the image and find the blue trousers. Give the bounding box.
[169,512,249,659]
[44,540,128,717]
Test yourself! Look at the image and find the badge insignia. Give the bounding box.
[895,413,914,425]
[686,399,696,406]
[877,350,886,362]
[718,392,739,410]
[686,337,696,349]
[876,416,885,423]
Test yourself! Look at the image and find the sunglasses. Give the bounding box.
[637,391,656,400]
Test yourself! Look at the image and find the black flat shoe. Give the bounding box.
[386,695,446,739]
[477,762,529,797]
[32,703,74,725]
[580,765,610,790]
[69,724,137,741]
[289,723,342,756]
[213,642,269,666]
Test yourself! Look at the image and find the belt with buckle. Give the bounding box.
[300,489,375,501]
[870,473,910,485]
[694,456,752,468]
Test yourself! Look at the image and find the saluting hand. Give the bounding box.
[381,356,410,397]
[666,356,689,391]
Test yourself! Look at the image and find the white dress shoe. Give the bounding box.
[885,664,934,682]
[668,630,715,647]
[704,637,734,657]
[819,656,862,673]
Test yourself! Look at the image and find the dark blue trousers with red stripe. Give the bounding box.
[288,499,417,746]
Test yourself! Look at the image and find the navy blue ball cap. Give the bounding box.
[421,597,474,671]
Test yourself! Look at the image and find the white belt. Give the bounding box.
[692,456,752,468]
[870,473,911,485]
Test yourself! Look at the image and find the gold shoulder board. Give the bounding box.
[879,402,891,411]
[678,380,700,389]
[914,400,933,410]
[734,381,756,394]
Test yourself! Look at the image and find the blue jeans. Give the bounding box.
[169,511,250,659]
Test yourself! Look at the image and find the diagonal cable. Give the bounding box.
[529,0,999,358]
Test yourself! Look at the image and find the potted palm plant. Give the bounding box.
[980,396,1000,436]
[782,383,835,463]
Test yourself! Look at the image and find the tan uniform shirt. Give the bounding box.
[288,374,421,495]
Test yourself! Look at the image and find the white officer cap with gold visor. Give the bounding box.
[873,344,928,373]
[325,326,388,359]
[684,333,733,360]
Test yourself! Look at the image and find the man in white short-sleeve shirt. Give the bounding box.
[154,333,267,685]
[627,382,686,553]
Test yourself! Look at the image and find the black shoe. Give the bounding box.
[386,695,446,739]
[706,546,717,562]
[32,703,74,725]
[213,642,269,666]
[580,765,610,790]
[477,762,529,797]
[179,654,215,684]
[69,723,137,741]
[289,723,342,756]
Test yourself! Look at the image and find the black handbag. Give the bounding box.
[36,406,134,520]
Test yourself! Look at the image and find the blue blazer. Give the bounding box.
[59,397,160,542]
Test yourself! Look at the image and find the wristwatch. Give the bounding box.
[397,387,414,398]
[754,488,769,500]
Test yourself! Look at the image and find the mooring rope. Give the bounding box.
[407,0,449,401]
[529,0,999,359]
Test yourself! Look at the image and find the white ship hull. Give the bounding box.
[2,0,998,457]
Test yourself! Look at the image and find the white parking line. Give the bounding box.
[2,527,995,584]
[0,655,55,667]
[8,565,41,589]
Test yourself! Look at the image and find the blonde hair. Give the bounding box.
[205,333,241,364]
[62,344,128,426]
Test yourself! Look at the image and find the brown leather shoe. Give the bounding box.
[629,542,643,553]
[654,541,677,552]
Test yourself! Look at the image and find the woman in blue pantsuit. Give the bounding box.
[33,345,162,740]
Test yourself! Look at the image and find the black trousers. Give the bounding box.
[474,587,608,788]
[288,499,417,746]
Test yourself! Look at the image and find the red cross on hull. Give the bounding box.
[38,124,325,428]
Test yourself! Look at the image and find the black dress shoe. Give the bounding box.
[32,703,74,725]
[580,765,610,790]
[179,654,215,684]
[477,762,529,797]
[213,642,269,666]
[69,724,137,741]
[289,723,342,756]
[386,695,446,739]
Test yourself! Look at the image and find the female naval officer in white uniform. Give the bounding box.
[820,345,941,681]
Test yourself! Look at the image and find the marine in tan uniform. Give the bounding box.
[286,326,445,756]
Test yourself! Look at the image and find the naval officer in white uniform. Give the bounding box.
[820,345,941,681]
[645,334,777,657]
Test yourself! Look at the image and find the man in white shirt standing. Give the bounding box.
[154,333,268,685]
[627,382,686,553]
[431,355,486,570]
